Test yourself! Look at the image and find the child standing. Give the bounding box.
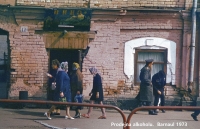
[74,89,84,118]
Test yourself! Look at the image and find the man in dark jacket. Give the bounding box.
[152,70,166,113]
[139,59,157,115]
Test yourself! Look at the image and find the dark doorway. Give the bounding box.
[47,49,80,100]
[0,29,9,99]
[49,49,80,75]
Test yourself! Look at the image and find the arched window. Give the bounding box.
[134,48,167,84]
[124,37,176,85]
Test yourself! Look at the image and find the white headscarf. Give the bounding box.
[59,61,68,73]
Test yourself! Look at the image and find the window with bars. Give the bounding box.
[134,49,167,84]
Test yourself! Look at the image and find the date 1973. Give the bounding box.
[176,122,187,126]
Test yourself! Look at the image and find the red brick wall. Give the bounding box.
[14,0,193,9]
[82,11,191,96]
[0,0,198,98]
[0,14,49,98]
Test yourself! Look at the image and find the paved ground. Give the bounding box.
[0,107,199,129]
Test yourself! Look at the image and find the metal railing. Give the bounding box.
[126,106,200,129]
[1,99,200,129]
[0,99,127,129]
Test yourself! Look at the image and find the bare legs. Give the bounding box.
[44,105,56,119]
[47,105,56,116]
[87,100,94,116]
[99,101,106,117]
[83,100,106,118]
[65,106,73,119]
[45,105,74,120]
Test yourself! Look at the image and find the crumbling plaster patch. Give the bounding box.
[9,78,42,98]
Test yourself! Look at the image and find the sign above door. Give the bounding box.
[44,9,92,31]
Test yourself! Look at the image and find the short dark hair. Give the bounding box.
[76,89,81,92]
[159,70,165,77]
[52,59,60,67]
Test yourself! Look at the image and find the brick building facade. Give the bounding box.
[0,0,199,104]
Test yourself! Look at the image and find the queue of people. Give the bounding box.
[44,58,199,122]
[45,59,106,120]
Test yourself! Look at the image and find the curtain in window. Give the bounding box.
[137,52,164,82]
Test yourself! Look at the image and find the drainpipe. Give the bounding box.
[188,0,197,93]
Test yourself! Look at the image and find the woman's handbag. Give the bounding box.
[51,80,56,90]
[59,97,66,102]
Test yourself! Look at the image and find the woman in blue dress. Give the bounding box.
[44,61,74,120]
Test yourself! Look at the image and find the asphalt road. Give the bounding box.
[0,107,199,129]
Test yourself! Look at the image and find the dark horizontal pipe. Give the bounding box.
[0,99,118,108]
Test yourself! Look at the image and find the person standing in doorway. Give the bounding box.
[139,59,157,115]
[82,67,106,119]
[152,70,166,113]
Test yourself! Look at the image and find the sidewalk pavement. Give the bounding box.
[0,107,199,129]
